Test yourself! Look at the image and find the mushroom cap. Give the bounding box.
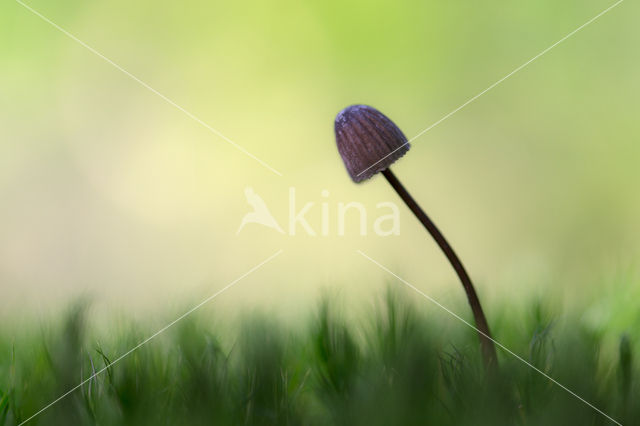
[334,104,410,183]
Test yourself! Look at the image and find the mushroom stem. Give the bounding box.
[381,168,498,369]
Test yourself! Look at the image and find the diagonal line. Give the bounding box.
[357,250,622,426]
[14,0,283,177]
[356,0,624,179]
[18,249,284,426]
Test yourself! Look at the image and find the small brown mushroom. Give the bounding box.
[335,104,410,182]
[335,104,498,370]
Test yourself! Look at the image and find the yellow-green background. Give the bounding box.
[1,0,638,330]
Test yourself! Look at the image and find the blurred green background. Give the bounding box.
[1,0,638,334]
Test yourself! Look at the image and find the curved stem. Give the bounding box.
[382,168,498,369]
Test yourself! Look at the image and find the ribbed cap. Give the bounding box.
[334,105,410,183]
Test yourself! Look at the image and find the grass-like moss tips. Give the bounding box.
[0,292,635,425]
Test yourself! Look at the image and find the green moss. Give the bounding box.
[0,290,636,425]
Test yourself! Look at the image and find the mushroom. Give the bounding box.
[334,104,498,369]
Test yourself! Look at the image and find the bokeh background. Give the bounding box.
[1,0,638,334]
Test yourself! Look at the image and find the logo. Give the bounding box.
[236,187,285,235]
[237,187,400,236]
